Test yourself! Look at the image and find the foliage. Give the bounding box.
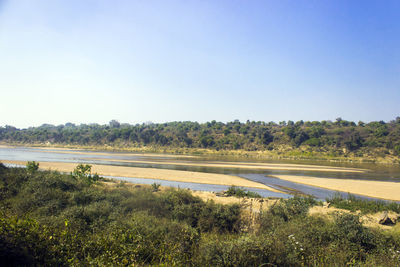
[327,193,400,214]
[151,182,161,192]
[72,164,100,185]
[0,167,399,265]
[225,186,262,198]
[2,118,400,160]
[26,161,39,174]
[268,196,317,222]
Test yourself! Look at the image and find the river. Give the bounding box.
[1,146,399,201]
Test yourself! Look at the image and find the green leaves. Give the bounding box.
[72,164,100,185]
[26,161,39,174]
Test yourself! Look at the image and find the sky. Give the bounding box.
[0,0,399,128]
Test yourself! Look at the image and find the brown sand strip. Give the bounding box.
[273,174,400,201]
[1,160,280,192]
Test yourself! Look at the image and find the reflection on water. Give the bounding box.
[1,146,400,201]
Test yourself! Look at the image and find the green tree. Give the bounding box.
[26,161,39,174]
[72,164,100,184]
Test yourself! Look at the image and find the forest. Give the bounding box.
[1,163,400,266]
[1,118,400,162]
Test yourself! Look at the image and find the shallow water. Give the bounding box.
[105,175,291,199]
[1,146,399,201]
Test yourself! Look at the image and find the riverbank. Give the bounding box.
[1,160,280,192]
[2,142,399,164]
[0,144,368,173]
[273,174,400,202]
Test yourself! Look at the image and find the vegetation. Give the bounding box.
[327,193,400,214]
[1,163,400,265]
[151,182,161,192]
[26,161,39,174]
[225,185,262,198]
[71,164,100,185]
[1,117,400,162]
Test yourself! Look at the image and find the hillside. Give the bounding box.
[1,117,400,163]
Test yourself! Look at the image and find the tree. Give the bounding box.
[199,136,215,148]
[72,164,100,184]
[261,130,273,145]
[109,120,120,128]
[293,130,309,147]
[26,161,39,174]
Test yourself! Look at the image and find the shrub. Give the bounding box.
[327,193,400,214]
[1,166,399,266]
[26,161,39,174]
[151,182,161,192]
[269,196,317,222]
[72,164,101,185]
[0,216,62,266]
[225,186,262,198]
[198,201,241,233]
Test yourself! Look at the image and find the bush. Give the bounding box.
[327,193,400,214]
[269,196,317,222]
[225,186,262,198]
[1,166,399,265]
[194,233,276,266]
[0,216,62,266]
[151,182,161,192]
[72,164,101,185]
[26,161,39,174]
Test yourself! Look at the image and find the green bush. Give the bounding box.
[269,196,317,222]
[1,166,399,266]
[225,186,262,198]
[327,193,400,214]
[26,161,39,174]
[0,216,62,266]
[151,182,161,192]
[72,164,101,185]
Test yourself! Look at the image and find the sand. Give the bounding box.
[84,158,366,173]
[1,160,279,192]
[273,174,400,201]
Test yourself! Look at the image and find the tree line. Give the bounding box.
[1,117,400,158]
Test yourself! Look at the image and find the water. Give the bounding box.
[239,174,381,201]
[105,175,290,199]
[1,146,399,201]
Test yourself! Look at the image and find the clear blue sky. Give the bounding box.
[1,0,399,128]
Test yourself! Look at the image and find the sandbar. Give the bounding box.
[85,158,366,173]
[273,174,400,201]
[1,160,280,192]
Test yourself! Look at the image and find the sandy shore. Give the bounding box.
[273,174,400,201]
[85,157,366,173]
[1,160,280,192]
